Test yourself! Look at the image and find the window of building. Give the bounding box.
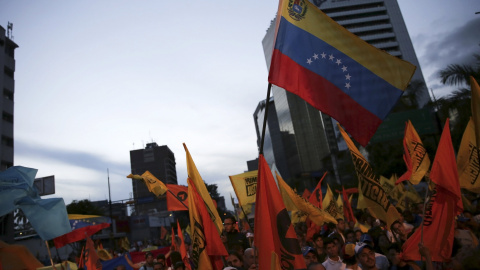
[2,112,13,123]
[4,67,14,79]
[1,136,13,147]
[3,89,13,100]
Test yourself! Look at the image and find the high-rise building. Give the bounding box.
[129,142,177,215]
[258,0,432,190]
[0,24,18,244]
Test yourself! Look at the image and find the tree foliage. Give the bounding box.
[66,199,104,215]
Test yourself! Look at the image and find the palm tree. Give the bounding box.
[439,54,480,86]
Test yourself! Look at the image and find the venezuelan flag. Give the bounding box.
[268,0,416,146]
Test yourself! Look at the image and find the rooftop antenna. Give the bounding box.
[7,22,13,39]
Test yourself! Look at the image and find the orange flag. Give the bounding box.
[160,226,167,240]
[85,236,102,270]
[302,188,312,199]
[177,220,191,270]
[188,178,228,270]
[342,186,355,223]
[397,120,431,185]
[254,154,306,270]
[167,184,189,211]
[78,246,85,268]
[402,119,463,262]
[309,172,327,208]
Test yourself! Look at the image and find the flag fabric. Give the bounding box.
[338,123,401,230]
[229,170,258,208]
[78,245,85,268]
[309,172,327,208]
[127,171,168,197]
[341,187,356,223]
[100,255,134,270]
[471,77,480,149]
[402,119,463,262]
[166,184,189,211]
[254,154,306,270]
[336,194,344,216]
[0,166,71,240]
[188,178,228,270]
[177,220,192,270]
[160,226,168,240]
[268,0,415,146]
[457,118,480,193]
[302,188,311,199]
[85,236,102,270]
[397,120,431,185]
[184,143,223,232]
[277,172,336,226]
[322,184,342,220]
[54,222,110,248]
[0,240,44,270]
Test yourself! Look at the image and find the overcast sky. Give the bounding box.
[1,0,478,211]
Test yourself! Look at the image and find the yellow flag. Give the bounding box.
[322,184,342,220]
[270,252,281,270]
[471,77,480,149]
[338,123,401,230]
[397,120,431,185]
[229,170,257,207]
[277,172,336,226]
[457,118,480,193]
[127,171,168,197]
[188,180,213,270]
[183,143,223,233]
[336,195,344,217]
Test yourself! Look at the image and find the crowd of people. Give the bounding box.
[91,203,480,270]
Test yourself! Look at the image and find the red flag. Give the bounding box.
[171,227,177,250]
[189,178,228,270]
[160,226,167,240]
[85,236,102,270]
[78,246,85,268]
[402,119,463,262]
[167,184,189,211]
[309,172,327,208]
[342,186,355,223]
[302,188,312,199]
[53,223,110,249]
[177,220,191,270]
[254,154,306,270]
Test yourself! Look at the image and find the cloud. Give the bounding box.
[415,17,480,96]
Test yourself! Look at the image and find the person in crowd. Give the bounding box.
[307,262,327,270]
[312,233,327,263]
[322,237,345,270]
[139,252,155,270]
[345,229,356,244]
[227,250,244,270]
[386,243,420,270]
[354,243,378,270]
[173,261,185,270]
[153,262,165,270]
[329,219,346,243]
[342,243,358,269]
[302,246,319,266]
[454,214,479,261]
[357,234,389,270]
[243,248,255,269]
[156,254,166,269]
[221,216,250,252]
[329,233,345,258]
[390,220,408,245]
[354,229,363,242]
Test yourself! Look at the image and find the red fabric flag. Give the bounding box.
[189,179,228,270]
[85,236,102,270]
[171,227,177,250]
[254,154,306,270]
[302,188,312,200]
[160,226,168,240]
[78,246,85,268]
[177,220,191,270]
[53,223,110,249]
[167,184,189,211]
[402,119,463,262]
[342,186,355,223]
[309,172,327,208]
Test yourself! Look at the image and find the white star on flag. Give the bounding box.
[342,66,348,72]
[307,58,313,64]
[335,59,342,65]
[345,74,351,80]
[345,82,351,89]
[313,53,319,60]
[321,52,326,59]
[329,54,335,61]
